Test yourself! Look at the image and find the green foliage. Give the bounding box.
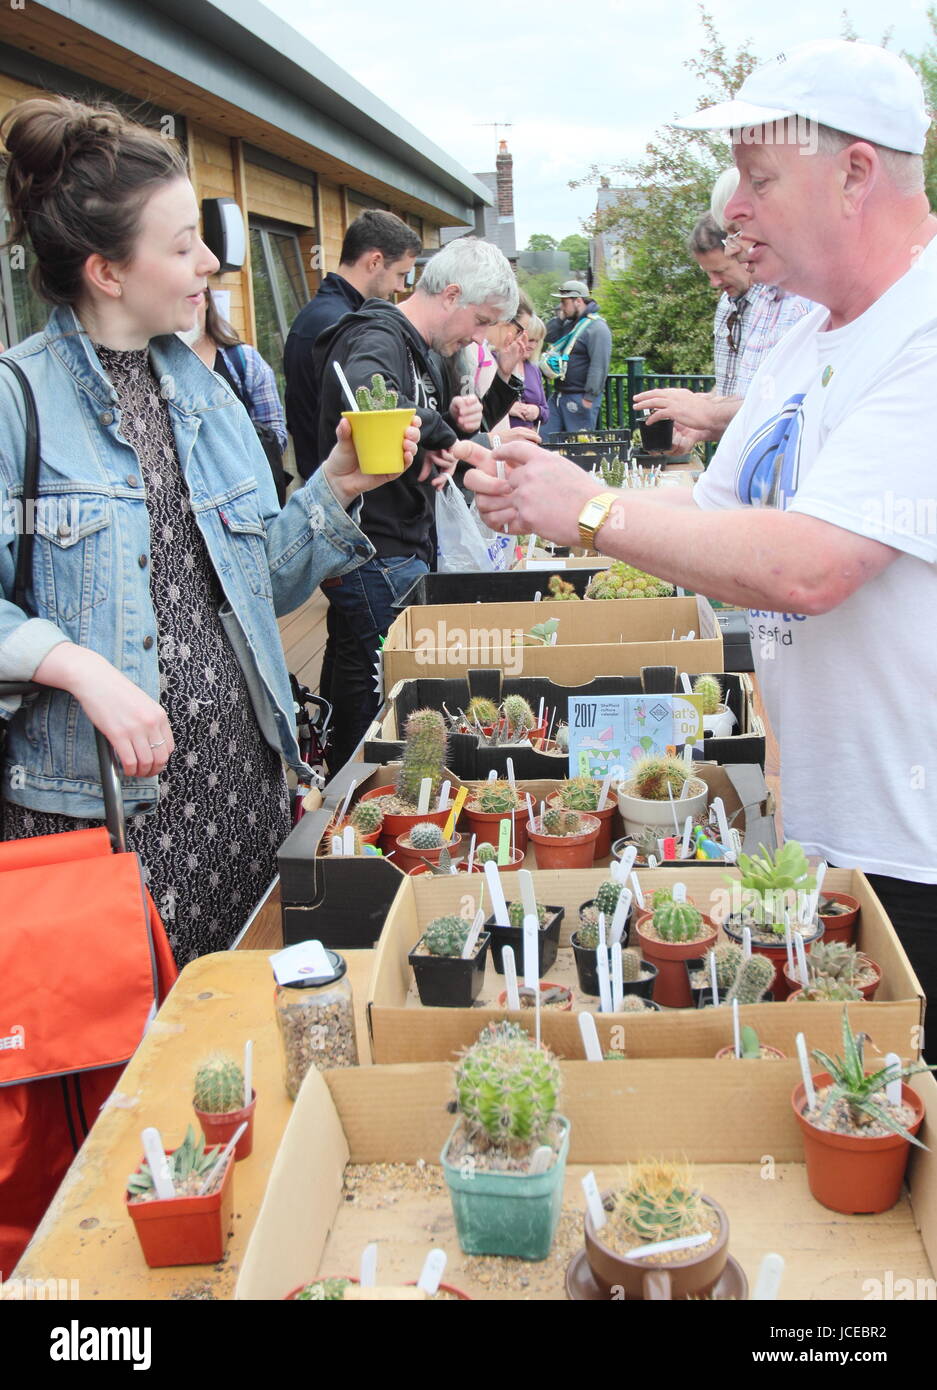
[423,915,472,957]
[726,952,775,1004]
[294,1278,351,1301]
[507,900,548,929]
[126,1126,219,1198]
[354,373,398,410]
[731,841,816,929]
[526,233,558,252]
[810,1009,935,1145]
[585,561,674,600]
[516,266,563,320]
[806,942,865,988]
[558,233,590,273]
[408,822,447,850]
[598,453,627,488]
[193,1054,245,1114]
[454,1029,561,1149]
[652,899,705,943]
[396,708,448,808]
[693,675,723,715]
[521,618,560,646]
[630,755,692,802]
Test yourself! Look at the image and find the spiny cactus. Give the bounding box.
[541,808,583,837]
[726,952,775,1004]
[507,900,547,929]
[620,994,651,1012]
[350,800,383,835]
[651,887,674,910]
[621,948,642,983]
[476,1020,528,1046]
[193,1054,245,1114]
[395,708,448,808]
[547,574,580,600]
[473,779,521,814]
[598,453,626,489]
[408,822,447,850]
[584,561,674,601]
[556,776,601,812]
[422,915,473,957]
[595,878,624,918]
[705,943,744,992]
[693,674,723,716]
[466,696,500,726]
[652,899,705,943]
[554,724,569,753]
[454,1029,561,1152]
[609,1161,704,1244]
[474,842,498,865]
[354,372,398,410]
[502,694,537,735]
[629,755,692,802]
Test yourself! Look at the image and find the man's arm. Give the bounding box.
[633,386,742,440]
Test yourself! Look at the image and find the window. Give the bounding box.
[0,214,49,346]
[249,222,309,398]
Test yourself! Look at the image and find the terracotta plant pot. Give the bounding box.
[583,1191,730,1299]
[792,1073,925,1214]
[783,954,881,1001]
[320,819,381,856]
[497,981,573,1011]
[527,814,601,870]
[721,915,824,1000]
[127,1146,235,1269]
[548,793,617,859]
[393,831,462,875]
[194,1089,256,1160]
[715,1045,786,1060]
[634,910,718,1009]
[284,1276,471,1300]
[407,848,525,876]
[462,803,529,855]
[818,892,861,945]
[358,784,455,853]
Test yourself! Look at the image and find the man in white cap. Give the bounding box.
[542,279,612,438]
[466,40,937,1030]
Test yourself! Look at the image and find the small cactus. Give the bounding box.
[726,952,775,1004]
[422,915,472,957]
[354,372,398,410]
[350,800,383,835]
[651,887,674,910]
[693,675,723,716]
[740,1025,762,1059]
[466,696,500,726]
[507,900,548,929]
[541,808,583,837]
[474,843,498,865]
[193,1053,245,1114]
[501,694,537,735]
[395,708,448,809]
[554,723,569,753]
[609,1161,704,1244]
[629,755,692,802]
[705,943,744,992]
[621,948,642,983]
[555,776,601,812]
[454,1028,561,1152]
[474,779,521,814]
[408,822,447,850]
[651,899,705,943]
[584,561,674,601]
[593,879,624,920]
[620,994,650,1012]
[547,574,580,600]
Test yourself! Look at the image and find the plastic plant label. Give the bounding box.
[681,816,694,859]
[711,797,731,847]
[528,1146,554,1175]
[672,882,687,903]
[331,835,344,856]
[466,833,477,875]
[417,1249,447,1295]
[617,845,638,879]
[525,793,536,830]
[885,1054,902,1106]
[621,1233,711,1259]
[443,785,468,841]
[506,757,516,787]
[517,869,538,922]
[342,825,356,855]
[502,947,521,1009]
[742,926,752,959]
[752,1253,785,1302]
[662,837,676,861]
[437,779,451,812]
[596,948,612,1014]
[497,817,512,864]
[733,999,740,1057]
[596,771,613,812]
[796,1033,816,1110]
[578,1012,603,1062]
[598,912,607,950]
[609,889,631,944]
[581,1172,607,1230]
[710,952,719,1006]
[461,911,486,960]
[270,940,334,986]
[630,872,645,910]
[484,860,510,926]
[141,1127,175,1201]
[360,1242,378,1288]
[243,1040,253,1109]
[416,777,432,815]
[522,915,540,988]
[611,944,624,1012]
[793,930,809,986]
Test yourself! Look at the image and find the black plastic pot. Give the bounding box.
[485,907,564,976]
[578,897,634,941]
[571,931,658,1000]
[408,933,491,1008]
[638,417,674,452]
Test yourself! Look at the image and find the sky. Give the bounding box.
[259,0,935,246]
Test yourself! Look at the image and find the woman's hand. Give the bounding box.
[322,414,422,506]
[32,643,174,779]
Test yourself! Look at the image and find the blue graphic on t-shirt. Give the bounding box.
[736,393,806,508]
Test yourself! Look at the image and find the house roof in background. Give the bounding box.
[438,170,517,258]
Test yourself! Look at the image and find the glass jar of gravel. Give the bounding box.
[274,950,358,1099]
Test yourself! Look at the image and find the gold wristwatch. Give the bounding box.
[577,491,619,552]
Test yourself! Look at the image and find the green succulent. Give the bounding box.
[474,843,498,865]
[809,1008,936,1144]
[704,943,744,992]
[422,915,473,957]
[395,708,448,809]
[692,675,723,716]
[354,373,398,410]
[730,841,816,932]
[740,1025,763,1059]
[610,1161,705,1244]
[349,800,383,835]
[507,900,547,930]
[651,899,705,944]
[541,808,583,837]
[473,779,522,814]
[294,1278,351,1301]
[408,822,447,850]
[726,952,775,1004]
[629,755,693,802]
[799,981,864,1002]
[193,1053,245,1114]
[555,776,601,812]
[584,561,674,601]
[805,941,864,987]
[466,696,500,726]
[454,1029,561,1151]
[502,694,537,733]
[546,574,580,600]
[127,1126,219,1199]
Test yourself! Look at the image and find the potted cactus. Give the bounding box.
[394,821,462,874]
[686,942,742,1007]
[634,890,717,1008]
[716,1024,786,1060]
[500,693,544,742]
[617,755,709,839]
[528,808,601,869]
[465,695,501,733]
[792,1008,934,1214]
[348,799,384,845]
[358,708,455,850]
[408,914,491,1008]
[441,1023,570,1259]
[583,562,674,600]
[192,1052,256,1160]
[570,925,657,999]
[496,982,573,1011]
[126,1126,235,1268]
[341,373,414,476]
[721,841,823,997]
[692,674,735,739]
[463,778,531,855]
[485,898,565,975]
[577,1161,732,1300]
[549,776,617,858]
[817,890,861,945]
[782,939,881,1001]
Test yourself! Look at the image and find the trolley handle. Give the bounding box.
[0,681,126,852]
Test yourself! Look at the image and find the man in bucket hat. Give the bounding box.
[465,40,937,1038]
[542,278,612,438]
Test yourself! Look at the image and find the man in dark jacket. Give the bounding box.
[284,210,422,480]
[313,236,518,770]
[543,279,613,438]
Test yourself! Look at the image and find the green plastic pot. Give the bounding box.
[440,1117,570,1261]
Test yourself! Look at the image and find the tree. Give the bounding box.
[525,233,558,251]
[558,233,590,274]
[905,7,937,208]
[516,268,560,320]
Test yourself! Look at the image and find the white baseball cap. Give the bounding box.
[674,40,929,155]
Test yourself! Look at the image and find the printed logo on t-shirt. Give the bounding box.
[736,393,805,508]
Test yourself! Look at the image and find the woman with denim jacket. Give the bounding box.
[0,97,434,964]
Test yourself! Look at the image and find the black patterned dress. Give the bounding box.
[3,345,292,966]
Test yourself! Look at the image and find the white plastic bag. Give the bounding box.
[435,477,514,573]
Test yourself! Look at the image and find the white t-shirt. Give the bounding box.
[694,238,937,882]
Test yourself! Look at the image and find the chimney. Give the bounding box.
[496,139,514,219]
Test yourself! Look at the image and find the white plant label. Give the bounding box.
[617,845,638,879]
[630,872,645,910]
[506,757,516,787]
[578,1012,603,1062]
[712,798,730,847]
[417,1249,446,1294]
[610,888,631,944]
[885,1053,903,1106]
[461,910,486,960]
[733,998,740,1058]
[484,860,509,926]
[342,825,355,855]
[270,940,333,986]
[141,1127,175,1201]
[581,1172,607,1230]
[437,779,451,812]
[752,1253,785,1302]
[522,915,540,989]
[416,777,432,815]
[330,835,344,857]
[518,868,538,923]
[596,947,612,1013]
[243,1039,253,1109]
[611,943,624,1012]
[796,1033,816,1110]
[502,947,521,1010]
[742,926,752,959]
[359,1242,378,1288]
[672,882,687,904]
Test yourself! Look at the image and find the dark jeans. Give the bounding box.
[863,872,937,1062]
[321,554,428,775]
[544,391,601,440]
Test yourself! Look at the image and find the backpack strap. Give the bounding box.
[0,359,40,613]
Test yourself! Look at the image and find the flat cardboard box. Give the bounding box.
[235,1061,937,1301]
[366,865,923,1064]
[364,669,765,775]
[381,595,723,691]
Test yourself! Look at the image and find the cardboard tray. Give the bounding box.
[364,667,765,776]
[381,594,723,691]
[235,1062,937,1301]
[366,865,924,1064]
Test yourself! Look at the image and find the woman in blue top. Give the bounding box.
[0,96,426,963]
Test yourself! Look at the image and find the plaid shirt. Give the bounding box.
[713,284,816,396]
[218,344,288,452]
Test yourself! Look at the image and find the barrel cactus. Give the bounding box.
[555,776,601,812]
[350,800,383,835]
[193,1054,245,1114]
[651,899,705,943]
[620,994,651,1012]
[693,675,723,715]
[609,1161,704,1244]
[502,694,537,735]
[726,952,775,1004]
[507,900,548,929]
[422,915,472,957]
[629,755,692,802]
[473,779,521,814]
[395,708,448,808]
[541,808,583,837]
[355,372,398,410]
[466,696,500,726]
[407,822,447,850]
[705,943,744,992]
[454,1029,561,1153]
[596,878,624,918]
[474,843,498,865]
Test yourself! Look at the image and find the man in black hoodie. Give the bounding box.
[313,236,519,770]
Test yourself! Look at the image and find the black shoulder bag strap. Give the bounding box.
[0,358,40,613]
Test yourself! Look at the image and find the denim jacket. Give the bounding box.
[0,305,375,817]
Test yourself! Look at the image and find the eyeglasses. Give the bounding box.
[722,228,746,252]
[726,309,742,354]
[506,318,528,340]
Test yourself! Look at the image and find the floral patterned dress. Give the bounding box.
[3,345,292,966]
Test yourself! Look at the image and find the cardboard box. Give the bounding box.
[235,1061,937,1301]
[366,865,923,1064]
[381,595,723,692]
[364,668,766,776]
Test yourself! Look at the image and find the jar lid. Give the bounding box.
[279,949,347,989]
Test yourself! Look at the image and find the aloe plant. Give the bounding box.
[127,1126,221,1200]
[809,1009,936,1146]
